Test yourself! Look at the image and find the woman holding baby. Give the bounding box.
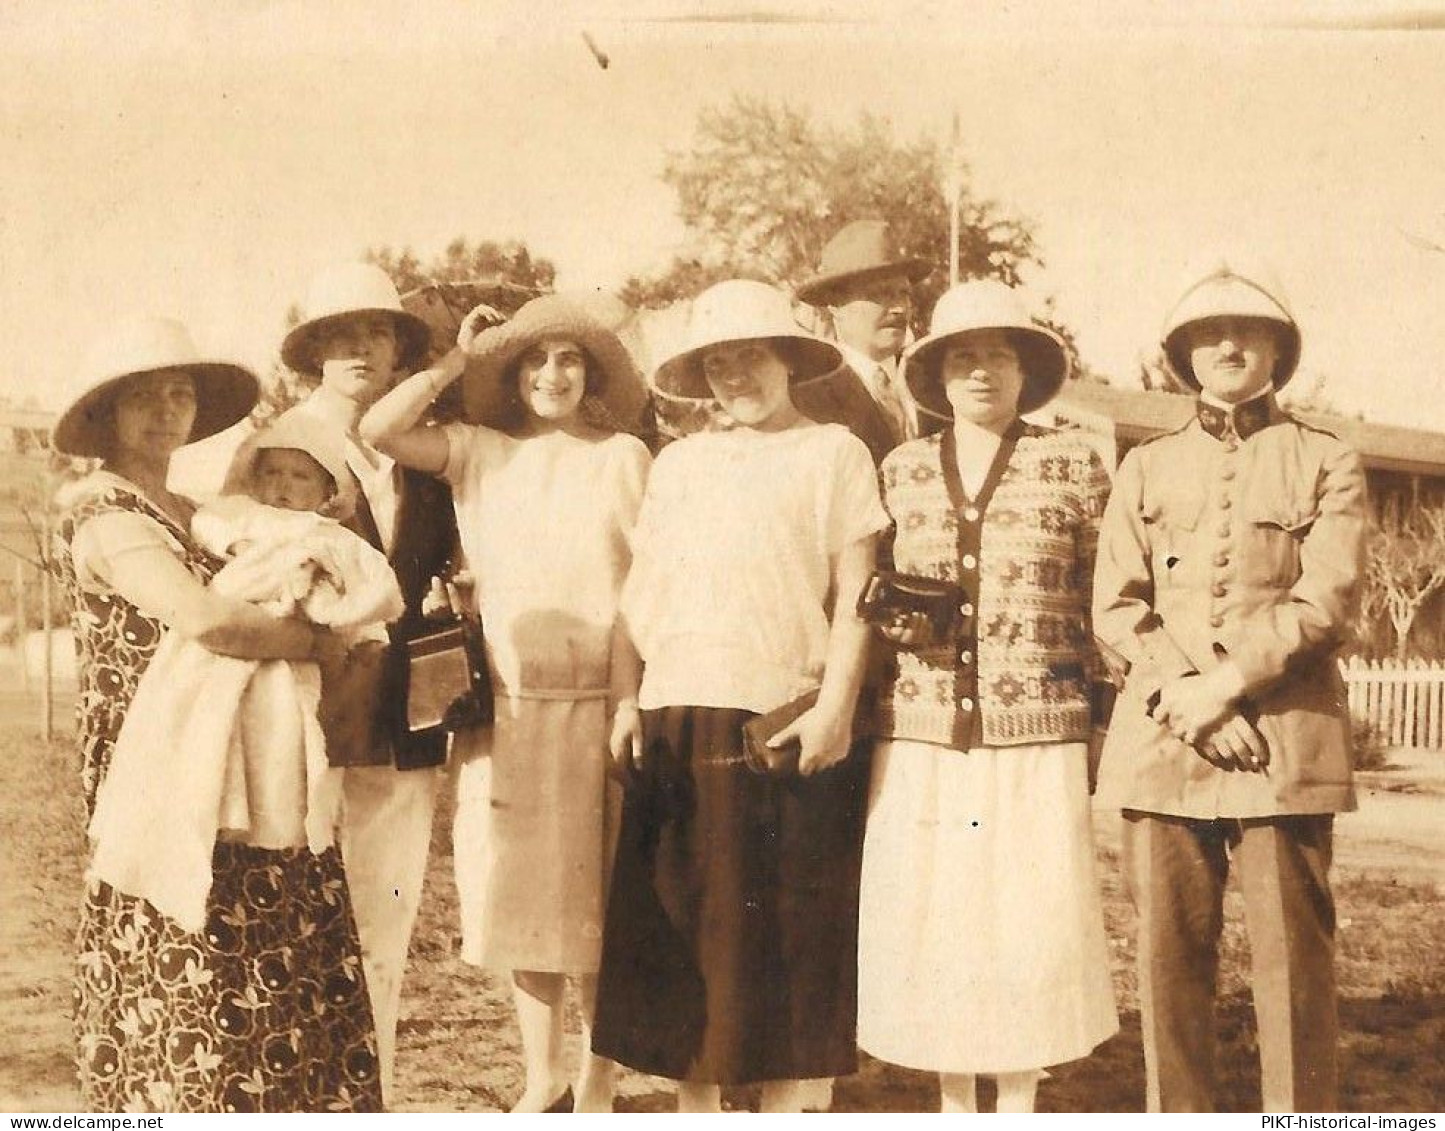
[54,318,382,1112]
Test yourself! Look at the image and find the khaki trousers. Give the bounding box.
[1122,812,1338,1113]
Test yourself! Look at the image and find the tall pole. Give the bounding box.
[41,509,52,743]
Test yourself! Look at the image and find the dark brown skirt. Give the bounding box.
[591,706,869,1084]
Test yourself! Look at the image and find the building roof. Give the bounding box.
[1053,381,1445,478]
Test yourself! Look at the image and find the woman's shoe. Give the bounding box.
[543,1087,574,1113]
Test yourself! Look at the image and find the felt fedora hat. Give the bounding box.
[54,317,259,458]
[1161,255,1301,390]
[281,262,432,377]
[904,279,1069,419]
[462,293,649,432]
[795,219,932,306]
[654,279,842,400]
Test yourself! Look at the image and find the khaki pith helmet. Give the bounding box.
[903,279,1069,420]
[1161,256,1301,390]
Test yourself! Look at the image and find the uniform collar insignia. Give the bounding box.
[1196,392,1278,442]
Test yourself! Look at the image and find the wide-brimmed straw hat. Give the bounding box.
[462,293,649,432]
[54,317,259,458]
[654,279,842,400]
[795,220,932,307]
[1160,255,1300,390]
[281,262,432,377]
[903,279,1069,419]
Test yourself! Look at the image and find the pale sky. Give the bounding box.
[4,1,1445,429]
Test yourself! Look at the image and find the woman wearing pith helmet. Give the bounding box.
[856,279,1119,1113]
[589,279,889,1113]
[54,317,381,1111]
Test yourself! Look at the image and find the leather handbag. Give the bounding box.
[403,614,493,739]
[741,689,820,778]
[856,570,966,645]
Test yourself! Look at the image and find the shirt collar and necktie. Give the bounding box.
[838,341,916,442]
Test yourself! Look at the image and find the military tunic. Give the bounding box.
[1092,395,1366,819]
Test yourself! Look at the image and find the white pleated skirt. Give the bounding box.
[857,739,1119,1074]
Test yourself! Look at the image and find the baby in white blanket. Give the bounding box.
[90,408,404,931]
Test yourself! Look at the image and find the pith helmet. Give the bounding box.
[904,279,1069,420]
[654,280,842,400]
[1161,255,1300,389]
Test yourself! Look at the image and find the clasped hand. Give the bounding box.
[1151,668,1269,773]
[767,702,851,776]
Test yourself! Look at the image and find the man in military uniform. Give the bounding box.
[794,219,935,465]
[1092,257,1366,1112]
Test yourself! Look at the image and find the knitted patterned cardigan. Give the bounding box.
[874,421,1112,749]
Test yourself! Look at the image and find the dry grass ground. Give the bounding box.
[1,689,1440,1112]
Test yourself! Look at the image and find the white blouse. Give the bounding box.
[623,422,889,714]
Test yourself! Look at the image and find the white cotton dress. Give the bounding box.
[443,424,650,973]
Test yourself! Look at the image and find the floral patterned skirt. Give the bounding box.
[74,843,381,1113]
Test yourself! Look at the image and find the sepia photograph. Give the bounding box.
[1,0,1442,1114]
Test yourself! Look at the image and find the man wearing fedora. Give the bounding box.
[794,219,935,466]
[280,261,460,1104]
[1092,256,1366,1112]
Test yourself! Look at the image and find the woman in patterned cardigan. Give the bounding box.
[53,318,380,1112]
[855,280,1119,1113]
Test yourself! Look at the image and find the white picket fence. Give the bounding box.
[1340,657,1445,750]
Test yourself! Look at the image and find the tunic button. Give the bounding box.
[963,507,980,522]
[1219,497,1232,510]
[959,697,974,711]
[1212,583,1228,598]
[960,602,974,617]
[1224,440,1238,453]
[1209,614,1224,628]
[959,650,974,665]
[1213,552,1229,567]
[1221,467,1236,480]
[1217,523,1231,538]
[962,554,977,570]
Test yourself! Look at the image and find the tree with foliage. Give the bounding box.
[1360,497,1445,660]
[621,97,1104,384]
[622,98,1037,316]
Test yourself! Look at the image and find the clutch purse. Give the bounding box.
[856,570,967,645]
[404,614,493,738]
[741,689,820,778]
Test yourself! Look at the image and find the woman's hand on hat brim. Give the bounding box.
[457,303,508,353]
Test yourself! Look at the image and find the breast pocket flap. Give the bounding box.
[1141,491,1206,532]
